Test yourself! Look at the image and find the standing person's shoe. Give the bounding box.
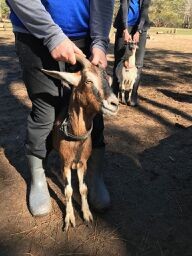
[128,68,142,107]
[86,147,111,212]
[26,155,52,216]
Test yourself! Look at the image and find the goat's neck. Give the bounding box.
[68,93,95,136]
[128,53,136,67]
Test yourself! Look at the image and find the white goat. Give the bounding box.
[115,42,138,104]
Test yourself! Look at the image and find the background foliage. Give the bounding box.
[149,0,191,28]
[114,0,192,28]
[0,0,9,20]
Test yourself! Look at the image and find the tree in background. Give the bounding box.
[183,0,192,28]
[114,0,192,28]
[0,0,9,21]
[149,0,191,28]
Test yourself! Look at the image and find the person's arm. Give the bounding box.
[7,0,83,64]
[120,0,129,30]
[132,0,151,43]
[137,0,151,32]
[90,0,114,54]
[89,0,114,68]
[119,0,132,43]
[7,0,67,52]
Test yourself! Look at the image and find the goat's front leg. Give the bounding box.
[128,81,135,103]
[119,81,126,104]
[77,164,93,223]
[63,167,76,231]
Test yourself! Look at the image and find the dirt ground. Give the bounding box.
[0,30,192,256]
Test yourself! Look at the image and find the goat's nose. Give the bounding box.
[107,93,119,107]
[102,93,119,115]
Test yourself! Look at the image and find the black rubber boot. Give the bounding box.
[86,147,111,212]
[128,68,142,107]
[26,155,52,216]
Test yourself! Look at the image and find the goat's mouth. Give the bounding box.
[101,96,119,116]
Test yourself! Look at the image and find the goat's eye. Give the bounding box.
[85,80,93,84]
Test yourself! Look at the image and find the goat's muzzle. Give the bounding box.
[102,93,119,116]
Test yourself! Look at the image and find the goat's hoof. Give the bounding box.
[85,220,93,228]
[64,224,69,232]
[65,213,76,231]
[120,99,126,105]
[83,210,93,223]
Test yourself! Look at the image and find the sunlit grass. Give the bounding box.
[149,27,192,35]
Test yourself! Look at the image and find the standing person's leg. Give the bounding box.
[129,31,147,106]
[15,33,64,216]
[86,113,111,212]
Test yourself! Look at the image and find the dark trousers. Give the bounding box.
[15,33,105,159]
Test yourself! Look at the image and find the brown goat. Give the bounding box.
[42,54,118,231]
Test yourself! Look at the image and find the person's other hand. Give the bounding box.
[133,31,140,44]
[50,38,84,65]
[90,47,107,69]
[123,29,132,43]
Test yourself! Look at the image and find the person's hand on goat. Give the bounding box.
[90,47,107,69]
[133,31,140,44]
[50,38,84,65]
[123,29,132,43]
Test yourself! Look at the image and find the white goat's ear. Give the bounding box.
[107,75,112,87]
[41,69,81,87]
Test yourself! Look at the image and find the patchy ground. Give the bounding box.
[0,31,192,256]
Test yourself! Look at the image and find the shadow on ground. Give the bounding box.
[103,125,192,256]
[107,41,192,88]
[1,126,192,256]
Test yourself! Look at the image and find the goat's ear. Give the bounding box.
[41,69,81,87]
[124,60,129,68]
[107,75,112,87]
